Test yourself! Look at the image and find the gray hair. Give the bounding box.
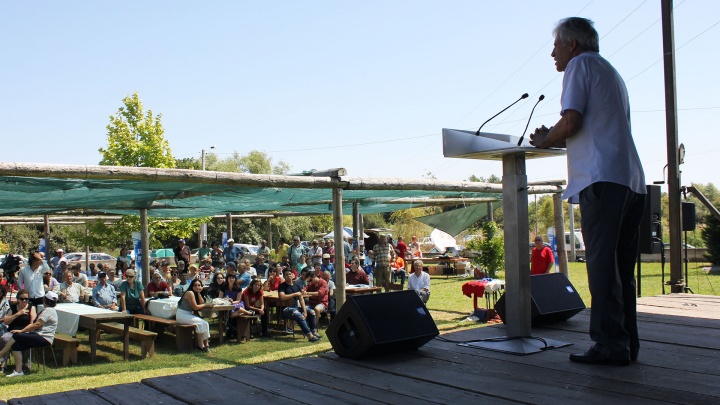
[553,17,599,53]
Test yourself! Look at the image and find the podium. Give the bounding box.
[443,128,569,354]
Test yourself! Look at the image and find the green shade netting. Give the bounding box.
[0,176,501,218]
[414,202,502,236]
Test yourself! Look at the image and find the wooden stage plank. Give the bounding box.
[142,371,295,404]
[91,383,185,405]
[8,390,109,405]
[271,356,517,405]
[214,366,372,405]
[424,326,720,401]
[542,311,720,350]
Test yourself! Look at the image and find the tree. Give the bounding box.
[701,215,720,265]
[99,92,175,168]
[466,221,504,277]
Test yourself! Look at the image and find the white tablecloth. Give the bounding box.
[55,303,119,336]
[147,296,181,319]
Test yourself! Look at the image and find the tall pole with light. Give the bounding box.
[199,146,215,245]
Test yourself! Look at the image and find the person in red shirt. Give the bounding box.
[395,235,408,260]
[146,272,170,297]
[346,259,369,285]
[242,279,269,337]
[263,264,284,291]
[531,236,555,275]
[305,270,328,320]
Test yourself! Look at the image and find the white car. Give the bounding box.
[236,244,259,263]
[64,252,116,272]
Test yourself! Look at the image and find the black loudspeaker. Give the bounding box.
[682,201,696,231]
[326,290,439,359]
[639,185,662,254]
[494,273,586,325]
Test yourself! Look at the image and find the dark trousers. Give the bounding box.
[580,182,645,359]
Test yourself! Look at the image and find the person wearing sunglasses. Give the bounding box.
[0,289,36,372]
[119,269,146,314]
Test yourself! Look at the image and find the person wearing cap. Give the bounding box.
[49,249,64,269]
[92,272,118,311]
[320,254,335,277]
[71,263,88,287]
[308,239,323,266]
[276,238,290,265]
[42,267,60,294]
[256,239,270,258]
[224,261,238,278]
[174,239,192,266]
[223,238,243,265]
[17,253,49,307]
[197,240,211,262]
[0,291,59,377]
[119,269,146,314]
[198,258,214,278]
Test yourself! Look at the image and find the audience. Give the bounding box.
[242,279,269,337]
[407,260,430,303]
[92,271,119,310]
[176,279,213,352]
[147,272,170,298]
[278,269,320,342]
[58,271,84,303]
[207,272,225,300]
[0,288,36,371]
[346,259,369,285]
[119,269,146,314]
[305,271,329,322]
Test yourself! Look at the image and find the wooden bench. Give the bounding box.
[235,314,261,343]
[134,314,195,353]
[53,334,80,366]
[96,322,157,359]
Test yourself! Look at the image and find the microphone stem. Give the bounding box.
[517,97,543,146]
[475,94,528,136]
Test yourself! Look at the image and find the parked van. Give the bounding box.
[547,228,585,251]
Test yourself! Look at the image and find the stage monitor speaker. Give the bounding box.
[326,290,439,359]
[682,201,696,231]
[494,273,586,325]
[639,185,662,254]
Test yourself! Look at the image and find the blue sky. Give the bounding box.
[2,1,718,190]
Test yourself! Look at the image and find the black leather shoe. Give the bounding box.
[569,347,631,366]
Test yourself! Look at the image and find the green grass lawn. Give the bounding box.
[2,260,718,400]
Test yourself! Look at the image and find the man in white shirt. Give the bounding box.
[18,253,49,307]
[407,260,430,303]
[531,17,645,366]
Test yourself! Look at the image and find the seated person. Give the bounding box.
[176,279,213,352]
[320,254,335,277]
[407,260,430,303]
[187,264,199,280]
[0,288,37,371]
[346,259,369,285]
[92,271,119,311]
[206,272,225,299]
[305,271,329,320]
[119,269,146,314]
[322,271,336,320]
[42,267,60,294]
[147,271,171,298]
[173,270,191,297]
[278,269,320,342]
[241,259,255,277]
[237,264,253,290]
[242,279,269,337]
[294,269,309,290]
[391,256,407,288]
[71,264,88,287]
[263,264,284,291]
[198,259,214,278]
[107,268,123,288]
[0,291,58,377]
[58,271,84,303]
[252,255,269,279]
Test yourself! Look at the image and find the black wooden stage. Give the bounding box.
[6,293,720,404]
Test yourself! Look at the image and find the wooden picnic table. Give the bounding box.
[199,303,235,344]
[55,303,135,362]
[346,285,382,295]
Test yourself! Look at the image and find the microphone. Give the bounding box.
[517,94,545,146]
[475,93,528,136]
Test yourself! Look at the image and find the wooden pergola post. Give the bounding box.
[352,201,359,252]
[553,192,569,276]
[43,214,50,258]
[226,213,233,241]
[267,218,273,251]
[333,187,345,309]
[140,209,150,284]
